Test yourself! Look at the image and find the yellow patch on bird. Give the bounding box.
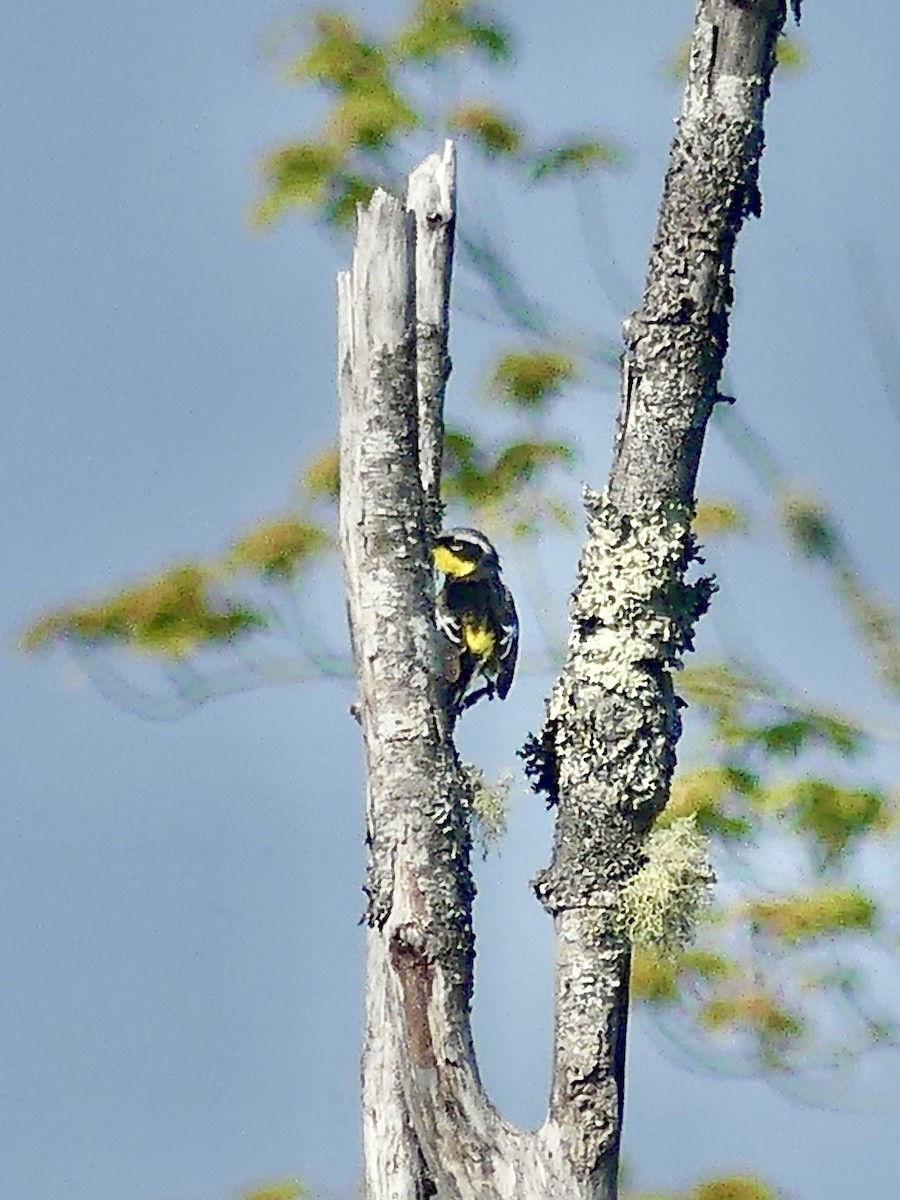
[463,623,495,656]
[433,545,478,577]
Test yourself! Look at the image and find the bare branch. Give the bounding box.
[528,2,790,1195]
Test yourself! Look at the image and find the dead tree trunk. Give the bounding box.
[338,4,791,1197]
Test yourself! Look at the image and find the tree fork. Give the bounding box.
[339,3,791,1197]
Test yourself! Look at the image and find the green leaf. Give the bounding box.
[240,1183,307,1200]
[323,173,379,226]
[224,517,330,581]
[699,987,805,1049]
[254,142,344,223]
[449,103,522,156]
[691,1178,780,1200]
[530,138,624,180]
[780,779,892,859]
[393,1,512,65]
[659,766,754,839]
[751,711,864,758]
[443,429,573,504]
[748,888,877,944]
[302,446,341,501]
[780,493,836,560]
[327,89,418,149]
[489,440,575,490]
[288,13,389,92]
[631,948,679,1003]
[490,350,576,408]
[693,498,749,537]
[775,33,807,72]
[681,949,734,982]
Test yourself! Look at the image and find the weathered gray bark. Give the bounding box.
[339,3,790,1198]
[529,3,788,1194]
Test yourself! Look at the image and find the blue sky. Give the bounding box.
[4,2,900,1198]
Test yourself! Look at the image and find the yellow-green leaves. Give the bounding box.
[530,138,623,181]
[631,946,733,1004]
[780,493,835,560]
[629,1176,782,1200]
[680,662,866,763]
[766,779,891,861]
[254,143,345,222]
[449,103,522,157]
[240,1184,307,1200]
[628,1176,782,1200]
[328,92,418,150]
[289,13,387,90]
[700,987,805,1049]
[748,889,877,945]
[225,517,330,581]
[659,766,755,840]
[775,34,807,72]
[690,1178,781,1200]
[24,512,332,655]
[693,498,749,537]
[490,350,576,408]
[393,0,512,64]
[750,713,862,758]
[632,939,810,1068]
[24,566,264,657]
[443,428,574,503]
[302,446,341,501]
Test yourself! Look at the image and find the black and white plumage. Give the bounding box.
[431,527,519,715]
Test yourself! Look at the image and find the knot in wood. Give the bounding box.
[390,921,430,968]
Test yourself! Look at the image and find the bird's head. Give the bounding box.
[432,527,500,580]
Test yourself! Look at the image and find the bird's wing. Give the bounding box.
[496,583,519,700]
[435,592,464,645]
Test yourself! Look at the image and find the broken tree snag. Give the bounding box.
[407,139,457,535]
[532,2,789,1197]
[337,186,432,1199]
[339,163,505,1200]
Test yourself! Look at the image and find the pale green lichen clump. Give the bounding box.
[461,764,511,856]
[618,815,715,953]
[568,488,712,693]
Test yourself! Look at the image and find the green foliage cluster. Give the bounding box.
[633,657,898,1073]
[226,518,329,582]
[254,1,620,228]
[442,426,575,534]
[629,1175,781,1200]
[778,492,900,690]
[24,566,264,657]
[747,888,876,944]
[26,516,329,656]
[692,499,749,537]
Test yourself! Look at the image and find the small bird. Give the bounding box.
[432,527,519,715]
